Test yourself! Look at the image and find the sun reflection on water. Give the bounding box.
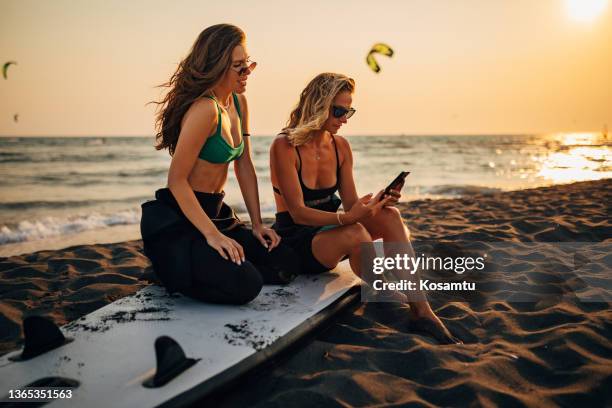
[535,132,611,184]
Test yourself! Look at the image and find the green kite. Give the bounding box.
[3,61,17,79]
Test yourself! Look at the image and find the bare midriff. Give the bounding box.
[188,160,230,193]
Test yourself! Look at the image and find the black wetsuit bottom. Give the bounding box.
[141,188,301,305]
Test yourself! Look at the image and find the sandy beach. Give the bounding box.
[1,179,610,406]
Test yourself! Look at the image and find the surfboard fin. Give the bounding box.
[143,336,199,388]
[9,316,73,361]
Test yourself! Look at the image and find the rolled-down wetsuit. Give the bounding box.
[141,188,301,305]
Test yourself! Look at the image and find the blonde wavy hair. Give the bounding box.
[283,73,355,146]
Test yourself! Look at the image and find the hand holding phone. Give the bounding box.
[380,171,410,201]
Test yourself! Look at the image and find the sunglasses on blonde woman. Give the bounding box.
[332,105,356,119]
[230,58,257,76]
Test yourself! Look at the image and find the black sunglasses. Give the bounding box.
[331,105,356,119]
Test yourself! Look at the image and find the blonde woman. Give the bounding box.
[270,73,459,344]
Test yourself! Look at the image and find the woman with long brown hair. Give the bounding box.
[141,24,298,305]
[270,73,459,344]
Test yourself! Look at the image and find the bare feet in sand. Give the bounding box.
[362,287,461,344]
[408,304,462,345]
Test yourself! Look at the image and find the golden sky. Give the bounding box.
[1,0,610,136]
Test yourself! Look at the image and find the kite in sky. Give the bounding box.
[3,61,17,79]
[366,43,394,73]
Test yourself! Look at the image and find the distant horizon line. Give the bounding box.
[0,130,606,138]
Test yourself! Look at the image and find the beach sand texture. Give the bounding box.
[1,179,610,407]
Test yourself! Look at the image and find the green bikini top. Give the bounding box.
[199,93,245,163]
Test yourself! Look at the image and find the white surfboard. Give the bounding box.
[0,261,361,408]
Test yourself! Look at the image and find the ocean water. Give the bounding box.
[0,133,610,256]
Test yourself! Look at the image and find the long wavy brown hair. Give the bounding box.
[283,73,355,146]
[153,24,245,155]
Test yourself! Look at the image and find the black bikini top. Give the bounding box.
[273,135,340,207]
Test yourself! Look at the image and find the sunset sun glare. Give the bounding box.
[565,0,608,22]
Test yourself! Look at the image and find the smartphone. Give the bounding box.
[380,171,410,201]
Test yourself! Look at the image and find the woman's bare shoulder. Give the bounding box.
[333,134,352,161]
[182,97,217,129]
[271,133,291,147]
[270,133,294,157]
[333,134,350,148]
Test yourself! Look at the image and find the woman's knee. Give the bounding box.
[230,261,264,304]
[343,222,372,247]
[374,207,410,237]
[380,206,403,223]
